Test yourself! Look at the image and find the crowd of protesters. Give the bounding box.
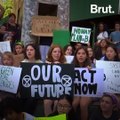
[0,12,120,120]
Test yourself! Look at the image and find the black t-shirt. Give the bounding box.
[90,109,120,120]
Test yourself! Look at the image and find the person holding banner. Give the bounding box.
[44,44,66,116]
[49,95,76,120]
[90,93,120,120]
[72,46,92,120]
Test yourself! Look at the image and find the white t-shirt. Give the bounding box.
[97,31,108,43]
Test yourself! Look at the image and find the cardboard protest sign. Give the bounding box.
[96,61,120,93]
[20,63,74,99]
[31,16,60,36]
[34,114,66,120]
[53,30,70,48]
[0,41,11,53]
[71,26,91,44]
[0,65,22,94]
[65,55,74,63]
[74,68,104,97]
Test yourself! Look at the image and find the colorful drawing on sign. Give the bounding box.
[96,61,120,93]
[20,63,74,99]
[74,68,104,97]
[71,26,91,44]
[0,65,22,94]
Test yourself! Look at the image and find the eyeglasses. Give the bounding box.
[57,103,71,110]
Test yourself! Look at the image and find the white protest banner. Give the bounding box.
[0,65,22,94]
[20,63,74,99]
[65,55,74,63]
[74,68,104,97]
[71,26,91,44]
[96,61,120,93]
[0,41,11,53]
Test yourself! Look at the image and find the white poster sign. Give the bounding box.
[0,41,11,53]
[0,65,22,94]
[65,55,74,63]
[74,68,104,97]
[96,61,120,93]
[71,26,91,44]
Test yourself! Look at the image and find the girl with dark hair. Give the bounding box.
[72,46,92,120]
[64,44,74,56]
[22,43,42,63]
[49,95,76,120]
[101,45,120,61]
[95,22,109,45]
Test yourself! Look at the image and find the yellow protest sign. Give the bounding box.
[34,114,66,120]
[31,15,60,36]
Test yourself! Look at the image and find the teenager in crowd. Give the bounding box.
[64,44,74,63]
[44,44,66,116]
[87,46,96,67]
[2,13,21,42]
[22,43,42,63]
[64,44,74,56]
[100,45,120,61]
[2,51,14,66]
[109,22,120,57]
[95,22,109,45]
[90,93,120,120]
[94,39,109,60]
[72,46,92,120]
[0,51,15,102]
[13,41,24,67]
[49,95,76,120]
[3,33,14,51]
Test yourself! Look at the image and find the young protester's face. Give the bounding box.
[9,15,16,24]
[115,23,120,31]
[5,36,13,43]
[99,23,104,31]
[4,109,19,120]
[65,46,73,55]
[76,49,87,64]
[26,45,35,60]
[106,47,117,61]
[100,96,114,113]
[2,55,13,66]
[75,43,82,50]
[15,45,23,55]
[52,47,61,62]
[87,47,93,58]
[100,40,107,48]
[57,98,72,114]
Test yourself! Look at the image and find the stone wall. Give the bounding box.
[21,0,69,45]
